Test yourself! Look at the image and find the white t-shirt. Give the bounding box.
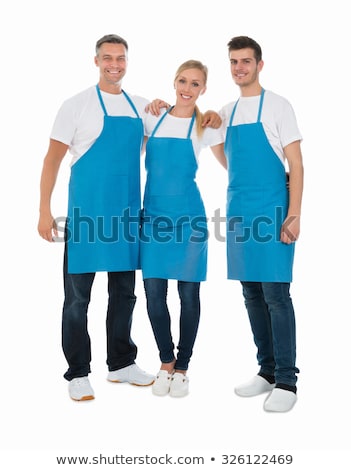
[219,90,302,165]
[145,109,225,163]
[50,85,149,165]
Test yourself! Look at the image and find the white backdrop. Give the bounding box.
[1,0,349,468]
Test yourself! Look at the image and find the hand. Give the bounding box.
[280,215,300,244]
[38,213,58,242]
[202,110,222,129]
[145,99,170,116]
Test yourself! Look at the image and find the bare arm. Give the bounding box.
[38,139,68,242]
[281,140,304,244]
[210,143,227,169]
[202,110,222,129]
[141,136,148,156]
[145,99,171,116]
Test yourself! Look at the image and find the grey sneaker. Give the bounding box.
[107,364,155,386]
[68,377,95,401]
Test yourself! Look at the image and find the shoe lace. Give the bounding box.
[73,377,88,387]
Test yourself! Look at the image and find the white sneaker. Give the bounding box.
[68,377,95,401]
[169,372,189,398]
[234,375,275,397]
[264,388,297,412]
[152,370,173,396]
[107,364,155,386]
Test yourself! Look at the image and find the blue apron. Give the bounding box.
[141,108,207,281]
[225,89,294,282]
[66,85,143,274]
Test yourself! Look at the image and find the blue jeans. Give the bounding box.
[143,278,200,371]
[62,247,137,381]
[241,282,299,387]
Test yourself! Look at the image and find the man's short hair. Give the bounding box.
[95,34,128,54]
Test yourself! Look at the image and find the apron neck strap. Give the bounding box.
[187,111,196,138]
[96,85,108,116]
[229,99,239,126]
[151,106,196,138]
[257,88,265,122]
[95,85,140,118]
[122,90,140,118]
[229,88,266,125]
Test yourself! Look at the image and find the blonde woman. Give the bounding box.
[141,60,226,397]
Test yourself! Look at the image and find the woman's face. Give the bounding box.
[174,68,206,107]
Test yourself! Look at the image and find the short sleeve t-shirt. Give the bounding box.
[50,85,149,165]
[145,109,225,163]
[219,90,302,165]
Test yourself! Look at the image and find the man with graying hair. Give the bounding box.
[38,34,160,400]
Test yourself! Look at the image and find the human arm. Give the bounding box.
[280,140,304,244]
[202,110,222,129]
[210,142,227,169]
[37,139,68,242]
[141,136,148,156]
[145,99,171,116]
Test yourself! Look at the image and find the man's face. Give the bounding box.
[229,48,263,89]
[94,42,128,86]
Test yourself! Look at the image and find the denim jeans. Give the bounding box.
[62,248,137,381]
[241,281,299,387]
[143,278,200,371]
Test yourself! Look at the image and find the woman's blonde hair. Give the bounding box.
[174,59,208,137]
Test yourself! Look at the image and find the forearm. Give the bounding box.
[39,140,68,215]
[211,143,227,169]
[284,140,304,216]
[287,160,303,217]
[280,141,303,244]
[39,158,61,215]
